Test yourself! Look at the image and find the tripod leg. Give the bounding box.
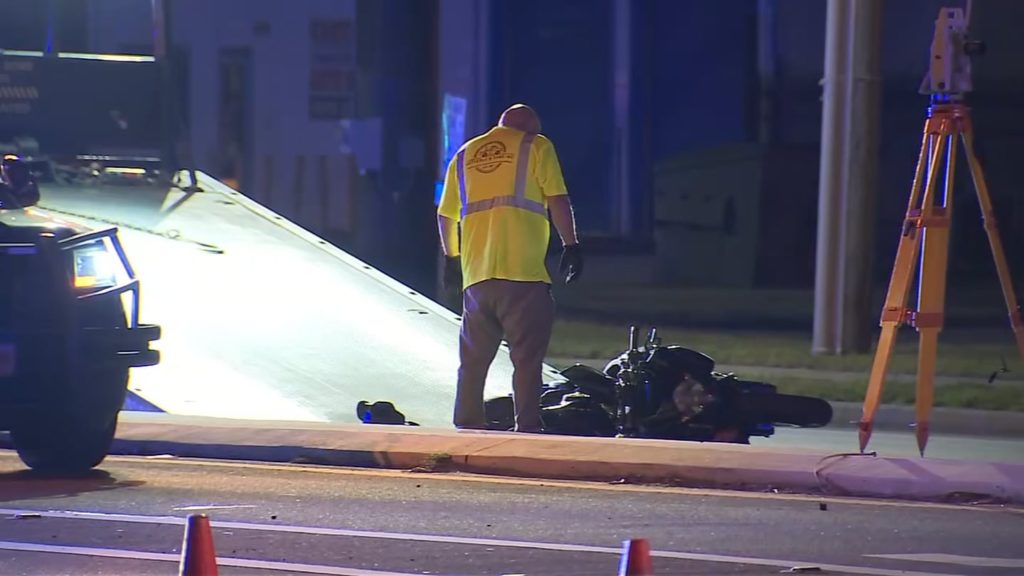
[961,130,1024,360]
[913,130,957,456]
[860,119,944,452]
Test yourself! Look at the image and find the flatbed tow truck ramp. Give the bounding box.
[36,173,554,427]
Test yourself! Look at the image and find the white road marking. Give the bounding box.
[0,540,433,576]
[172,504,258,512]
[0,508,957,576]
[868,553,1024,568]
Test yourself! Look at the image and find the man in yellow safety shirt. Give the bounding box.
[437,104,582,432]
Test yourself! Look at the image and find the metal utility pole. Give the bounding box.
[839,0,881,353]
[813,0,851,356]
[813,0,881,355]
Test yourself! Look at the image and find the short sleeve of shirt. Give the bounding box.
[437,151,462,220]
[535,135,568,198]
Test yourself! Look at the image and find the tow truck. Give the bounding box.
[0,156,160,471]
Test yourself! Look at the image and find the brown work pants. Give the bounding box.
[454,279,555,432]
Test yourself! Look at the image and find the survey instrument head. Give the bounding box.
[919,6,985,100]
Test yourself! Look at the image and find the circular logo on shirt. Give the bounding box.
[467,141,514,173]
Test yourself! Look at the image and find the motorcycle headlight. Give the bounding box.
[671,374,710,419]
[72,238,125,290]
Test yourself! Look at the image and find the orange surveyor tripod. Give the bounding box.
[859,102,1024,456]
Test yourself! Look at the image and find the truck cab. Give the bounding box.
[0,164,160,472]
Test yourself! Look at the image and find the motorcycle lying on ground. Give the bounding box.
[483,326,833,443]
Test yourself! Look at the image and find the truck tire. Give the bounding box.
[12,411,118,472]
[11,366,128,473]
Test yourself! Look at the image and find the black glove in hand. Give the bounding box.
[443,256,463,292]
[559,243,582,284]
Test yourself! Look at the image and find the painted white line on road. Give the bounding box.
[172,504,258,512]
[0,540,435,576]
[867,553,1024,568]
[0,508,956,576]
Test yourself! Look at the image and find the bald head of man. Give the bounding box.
[498,104,541,134]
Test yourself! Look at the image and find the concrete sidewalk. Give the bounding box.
[15,412,1020,505]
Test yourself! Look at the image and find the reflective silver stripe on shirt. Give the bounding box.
[463,194,546,216]
[461,132,543,218]
[513,133,535,200]
[457,149,468,212]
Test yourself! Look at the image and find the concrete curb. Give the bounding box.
[6,412,1014,504]
[5,413,1019,503]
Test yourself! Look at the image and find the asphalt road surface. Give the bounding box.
[0,452,1021,576]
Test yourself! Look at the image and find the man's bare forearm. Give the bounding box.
[437,215,460,257]
[548,195,578,246]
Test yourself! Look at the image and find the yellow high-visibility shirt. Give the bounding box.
[438,126,568,289]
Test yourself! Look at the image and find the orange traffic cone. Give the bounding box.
[179,514,219,576]
[618,538,653,576]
